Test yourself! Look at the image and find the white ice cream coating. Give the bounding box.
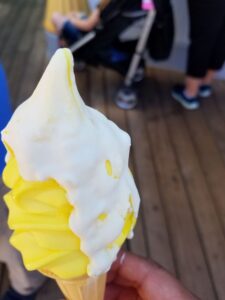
[2,49,140,276]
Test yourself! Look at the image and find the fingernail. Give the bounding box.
[119,252,126,265]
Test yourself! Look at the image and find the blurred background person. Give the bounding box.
[51,0,109,47]
[0,203,45,300]
[172,0,225,110]
[44,0,98,58]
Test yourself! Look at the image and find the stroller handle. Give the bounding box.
[142,0,155,11]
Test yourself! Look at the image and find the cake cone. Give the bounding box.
[56,274,106,300]
[41,270,106,300]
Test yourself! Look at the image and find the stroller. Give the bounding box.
[69,0,156,110]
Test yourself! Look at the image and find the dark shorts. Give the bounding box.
[61,21,84,45]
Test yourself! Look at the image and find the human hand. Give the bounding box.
[105,252,199,300]
[67,15,76,23]
[66,12,77,18]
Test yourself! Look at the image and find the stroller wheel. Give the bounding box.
[115,86,138,110]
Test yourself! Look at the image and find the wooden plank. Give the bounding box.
[88,67,106,114]
[75,68,90,106]
[8,1,45,106]
[154,70,225,300]
[16,28,47,107]
[0,0,23,56]
[201,93,225,164]
[166,113,225,300]
[18,0,45,53]
[157,70,225,234]
[214,80,225,122]
[182,104,225,235]
[5,0,34,55]
[125,78,176,274]
[181,116,225,300]
[145,73,216,299]
[168,113,225,300]
[1,0,33,109]
[0,0,29,70]
[104,69,127,131]
[104,69,148,257]
[0,0,11,28]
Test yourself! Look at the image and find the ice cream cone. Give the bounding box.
[2,49,140,300]
[41,270,106,300]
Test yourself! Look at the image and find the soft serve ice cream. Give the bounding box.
[2,49,140,279]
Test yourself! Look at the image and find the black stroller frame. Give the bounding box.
[69,0,156,110]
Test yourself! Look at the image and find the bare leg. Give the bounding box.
[52,12,68,33]
[0,201,45,295]
[184,76,202,98]
[202,69,216,85]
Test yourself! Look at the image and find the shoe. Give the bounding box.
[0,288,37,300]
[199,85,212,98]
[172,85,200,110]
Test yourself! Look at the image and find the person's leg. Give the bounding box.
[172,0,225,109]
[197,70,217,98]
[3,244,45,296]
[207,16,225,79]
[186,0,225,81]
[60,21,84,46]
[52,13,84,47]
[51,12,69,47]
[202,70,216,85]
[0,201,45,297]
[51,12,68,33]
[184,77,202,98]
[199,13,225,97]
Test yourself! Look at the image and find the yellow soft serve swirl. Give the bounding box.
[3,153,89,279]
[1,49,140,279]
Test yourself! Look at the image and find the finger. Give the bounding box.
[108,251,199,300]
[107,251,150,287]
[104,283,138,300]
[104,283,120,300]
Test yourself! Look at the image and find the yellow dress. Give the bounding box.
[44,0,90,33]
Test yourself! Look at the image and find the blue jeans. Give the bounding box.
[61,21,84,45]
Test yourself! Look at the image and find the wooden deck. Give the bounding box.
[0,1,225,299]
